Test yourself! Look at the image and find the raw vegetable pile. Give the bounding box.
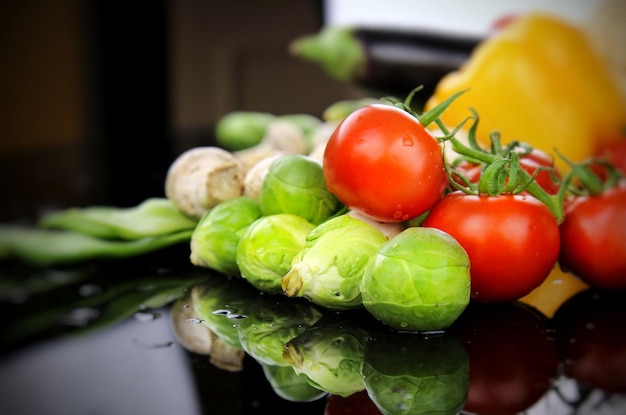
[1,13,625,334]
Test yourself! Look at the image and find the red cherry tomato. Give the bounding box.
[423,192,560,303]
[323,104,447,222]
[453,302,558,414]
[591,136,626,180]
[559,180,626,290]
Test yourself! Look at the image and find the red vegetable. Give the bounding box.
[423,192,560,303]
[324,391,382,415]
[323,104,447,222]
[558,179,626,290]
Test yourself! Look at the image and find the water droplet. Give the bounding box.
[60,307,100,327]
[78,284,101,296]
[357,138,366,145]
[402,135,413,146]
[134,311,161,322]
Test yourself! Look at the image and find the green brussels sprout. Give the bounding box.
[282,314,370,397]
[190,196,262,276]
[236,213,315,294]
[322,97,379,122]
[362,331,469,415]
[237,296,323,367]
[283,214,387,310]
[360,227,470,332]
[191,275,260,349]
[261,364,328,402]
[258,154,343,225]
[215,111,276,151]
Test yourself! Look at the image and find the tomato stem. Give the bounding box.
[434,112,565,223]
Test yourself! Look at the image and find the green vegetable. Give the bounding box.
[215,111,276,151]
[237,295,323,367]
[236,213,314,294]
[282,314,370,397]
[190,196,262,275]
[360,227,471,332]
[362,331,469,415]
[322,97,379,122]
[0,226,193,266]
[261,364,328,402]
[38,198,197,240]
[289,26,364,82]
[283,214,387,310]
[258,154,343,225]
[191,275,261,349]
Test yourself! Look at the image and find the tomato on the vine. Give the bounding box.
[452,146,561,195]
[558,180,626,290]
[323,104,447,222]
[423,192,560,303]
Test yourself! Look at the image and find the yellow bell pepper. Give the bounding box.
[425,13,626,172]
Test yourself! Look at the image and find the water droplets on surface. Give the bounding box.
[78,284,102,296]
[402,135,413,147]
[60,307,100,327]
[213,309,247,319]
[134,311,162,323]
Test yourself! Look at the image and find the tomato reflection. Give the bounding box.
[552,289,626,394]
[324,390,382,415]
[452,301,559,414]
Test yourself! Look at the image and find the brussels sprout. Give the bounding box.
[258,154,343,225]
[361,331,469,415]
[360,227,470,332]
[191,275,260,349]
[237,296,323,367]
[282,314,370,397]
[236,214,315,294]
[190,196,262,275]
[283,214,387,310]
[215,111,276,151]
[261,364,329,402]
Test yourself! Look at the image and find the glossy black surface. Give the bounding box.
[1,246,626,415]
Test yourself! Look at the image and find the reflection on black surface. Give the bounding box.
[552,289,626,396]
[451,301,559,414]
[2,252,626,414]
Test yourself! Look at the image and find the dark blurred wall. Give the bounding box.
[0,0,362,223]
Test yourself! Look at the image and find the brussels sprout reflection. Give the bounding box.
[282,313,372,397]
[362,331,469,415]
[190,196,262,275]
[191,274,260,349]
[237,214,315,294]
[283,214,387,310]
[258,154,343,225]
[361,227,470,331]
[237,295,323,367]
[261,363,329,402]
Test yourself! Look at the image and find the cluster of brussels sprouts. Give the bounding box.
[190,153,471,332]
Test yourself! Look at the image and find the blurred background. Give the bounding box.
[0,0,612,223]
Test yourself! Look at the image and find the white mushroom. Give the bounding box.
[233,118,310,170]
[242,152,284,200]
[165,146,246,220]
